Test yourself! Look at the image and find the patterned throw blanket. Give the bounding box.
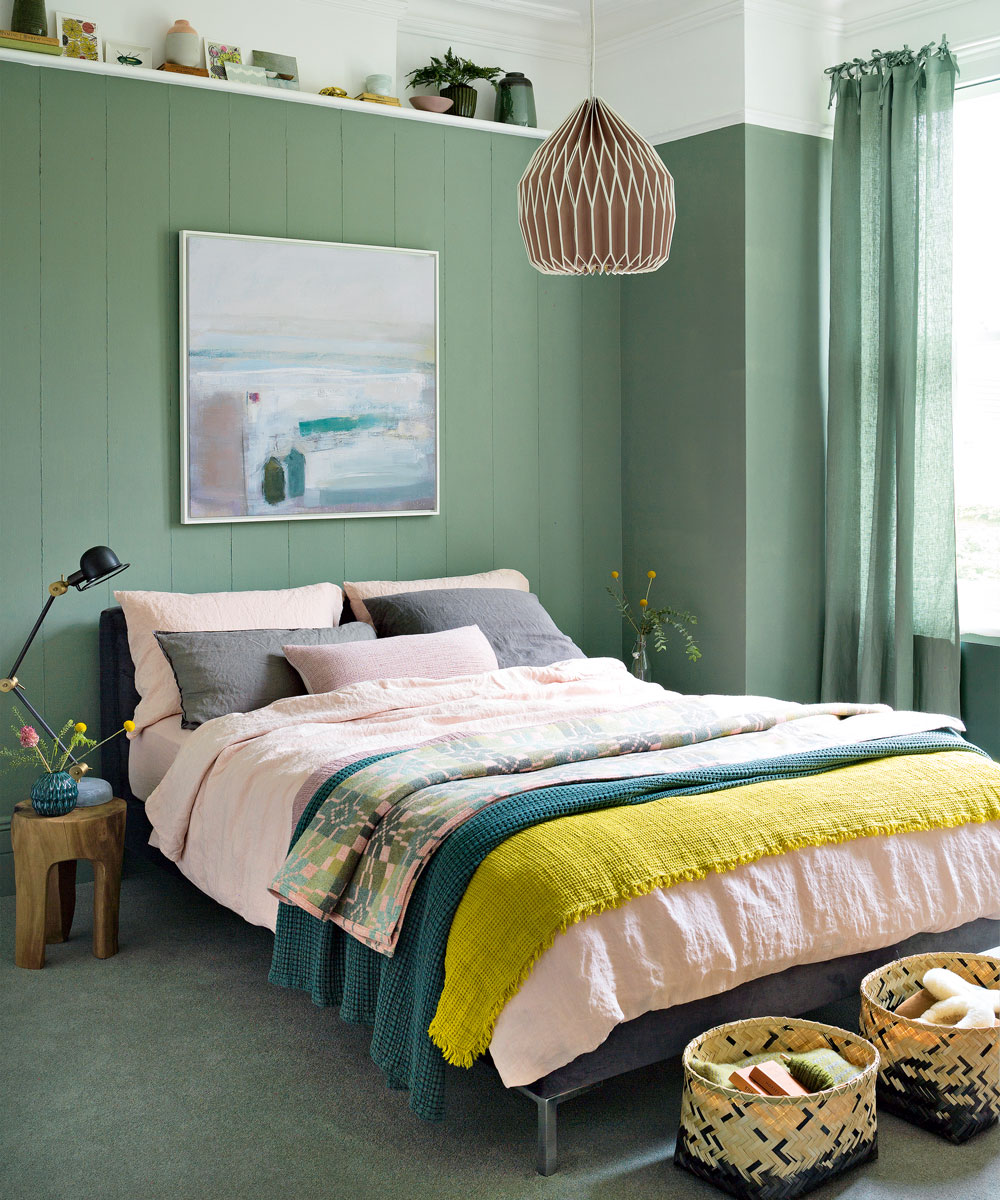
[269,729,986,1121]
[270,697,896,952]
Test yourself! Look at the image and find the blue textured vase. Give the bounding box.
[30,771,78,816]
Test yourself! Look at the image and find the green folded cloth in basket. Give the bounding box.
[691,1047,859,1091]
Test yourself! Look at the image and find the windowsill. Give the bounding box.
[961,632,1000,647]
[0,47,551,140]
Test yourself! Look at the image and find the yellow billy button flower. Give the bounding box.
[639,598,648,608]
[123,720,136,733]
[647,570,656,579]
[611,570,619,579]
[74,722,87,733]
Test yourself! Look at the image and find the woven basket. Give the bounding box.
[860,951,1000,1144]
[674,1017,879,1200]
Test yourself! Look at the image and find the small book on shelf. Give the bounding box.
[0,29,62,55]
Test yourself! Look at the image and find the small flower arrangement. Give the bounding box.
[608,570,700,680]
[0,709,134,777]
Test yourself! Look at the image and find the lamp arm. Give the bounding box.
[6,684,77,764]
[3,592,57,684]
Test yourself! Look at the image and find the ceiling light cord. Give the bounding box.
[590,0,596,98]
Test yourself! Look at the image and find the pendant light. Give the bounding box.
[517,0,675,275]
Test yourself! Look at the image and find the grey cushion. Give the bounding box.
[364,588,585,669]
[154,624,376,727]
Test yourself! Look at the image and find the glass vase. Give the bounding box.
[631,634,650,681]
[30,770,78,817]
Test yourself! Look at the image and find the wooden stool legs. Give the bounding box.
[11,798,126,969]
[45,860,77,944]
[91,855,122,959]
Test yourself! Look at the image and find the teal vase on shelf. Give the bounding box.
[30,771,78,817]
[10,0,48,38]
[494,72,536,127]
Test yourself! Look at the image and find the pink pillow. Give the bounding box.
[115,582,343,733]
[343,568,529,625]
[284,626,498,693]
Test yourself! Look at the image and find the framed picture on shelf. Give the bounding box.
[252,50,300,90]
[223,62,268,87]
[205,41,242,81]
[179,231,440,523]
[56,12,100,61]
[104,40,152,69]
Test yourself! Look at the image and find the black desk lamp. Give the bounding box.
[1,545,129,775]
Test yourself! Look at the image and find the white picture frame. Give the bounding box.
[179,231,440,523]
[104,40,153,69]
[205,40,242,81]
[56,12,101,61]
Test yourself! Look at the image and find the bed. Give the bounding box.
[98,604,1000,1174]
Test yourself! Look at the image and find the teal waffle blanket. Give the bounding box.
[268,731,982,1121]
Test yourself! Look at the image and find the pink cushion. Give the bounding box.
[284,626,498,693]
[115,583,343,733]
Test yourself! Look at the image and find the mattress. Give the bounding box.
[128,714,192,801]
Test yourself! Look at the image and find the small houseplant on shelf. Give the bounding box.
[405,47,503,119]
[1,711,134,816]
[608,570,700,682]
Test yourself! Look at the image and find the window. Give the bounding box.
[954,85,1000,635]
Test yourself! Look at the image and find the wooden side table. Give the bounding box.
[11,797,126,969]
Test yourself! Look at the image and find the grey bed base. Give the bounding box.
[97,607,1000,1175]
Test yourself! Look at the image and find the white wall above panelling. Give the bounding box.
[1,0,993,140]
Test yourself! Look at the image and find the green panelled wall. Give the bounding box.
[621,124,829,700]
[620,125,749,696]
[0,62,622,885]
[744,126,829,702]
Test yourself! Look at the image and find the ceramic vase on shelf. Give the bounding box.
[441,84,478,118]
[631,634,650,682]
[10,0,48,38]
[164,18,201,68]
[494,71,536,127]
[30,771,78,817]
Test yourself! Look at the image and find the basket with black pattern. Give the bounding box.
[860,952,1000,1144]
[674,1016,878,1200]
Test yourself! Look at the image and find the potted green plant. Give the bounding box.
[405,47,503,119]
[608,569,701,682]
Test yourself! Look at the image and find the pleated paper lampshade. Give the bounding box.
[517,97,676,275]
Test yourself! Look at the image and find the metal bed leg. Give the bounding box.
[538,1095,558,1176]
[516,1082,596,1176]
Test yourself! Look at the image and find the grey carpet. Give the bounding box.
[1,870,997,1200]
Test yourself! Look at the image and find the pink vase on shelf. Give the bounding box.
[165,18,201,68]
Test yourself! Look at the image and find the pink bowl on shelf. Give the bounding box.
[409,95,454,114]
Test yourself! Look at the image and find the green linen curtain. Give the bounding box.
[821,42,961,715]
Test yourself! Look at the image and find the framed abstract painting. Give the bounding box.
[179,231,439,523]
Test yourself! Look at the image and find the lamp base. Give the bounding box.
[74,776,113,807]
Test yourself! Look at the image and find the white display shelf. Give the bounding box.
[0,47,551,139]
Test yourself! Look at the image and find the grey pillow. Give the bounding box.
[364,588,586,669]
[154,624,375,727]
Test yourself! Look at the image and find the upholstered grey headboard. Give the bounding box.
[99,606,140,803]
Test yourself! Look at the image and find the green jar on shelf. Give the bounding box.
[11,0,49,39]
[494,72,536,128]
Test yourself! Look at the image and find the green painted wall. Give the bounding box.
[961,638,1000,759]
[744,126,829,702]
[620,125,748,696]
[0,61,622,881]
[621,124,829,700]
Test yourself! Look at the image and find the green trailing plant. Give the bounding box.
[608,570,701,666]
[405,47,503,91]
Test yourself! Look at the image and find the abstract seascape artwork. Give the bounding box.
[180,232,438,522]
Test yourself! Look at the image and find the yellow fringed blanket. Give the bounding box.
[429,750,1000,1067]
